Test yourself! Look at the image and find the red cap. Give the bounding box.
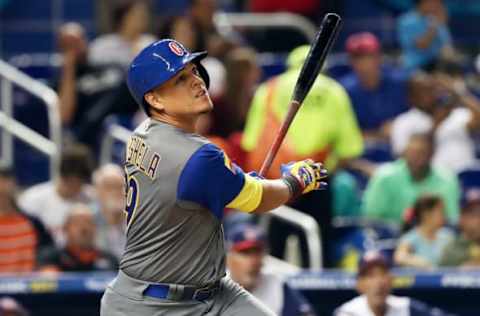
[227,223,266,252]
[346,32,381,55]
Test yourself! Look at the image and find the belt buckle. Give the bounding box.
[192,288,212,301]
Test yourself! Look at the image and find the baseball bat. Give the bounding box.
[259,13,342,177]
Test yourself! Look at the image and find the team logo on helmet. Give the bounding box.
[169,42,185,56]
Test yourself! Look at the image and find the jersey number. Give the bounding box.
[124,173,139,227]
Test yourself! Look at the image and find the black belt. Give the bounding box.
[143,280,221,301]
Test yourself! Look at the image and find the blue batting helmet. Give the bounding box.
[127,39,210,115]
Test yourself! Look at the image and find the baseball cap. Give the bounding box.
[461,188,480,211]
[357,251,390,277]
[345,32,380,56]
[226,223,266,252]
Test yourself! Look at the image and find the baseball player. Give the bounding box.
[100,39,327,316]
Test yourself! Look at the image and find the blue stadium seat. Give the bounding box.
[458,166,480,189]
[331,217,400,270]
[325,53,353,81]
[362,141,394,163]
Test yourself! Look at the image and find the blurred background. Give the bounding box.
[1,0,480,315]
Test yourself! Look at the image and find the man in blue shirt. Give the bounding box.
[339,32,409,142]
[397,0,453,72]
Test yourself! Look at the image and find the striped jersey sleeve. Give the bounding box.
[177,143,263,219]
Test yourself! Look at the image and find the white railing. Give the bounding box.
[260,205,322,270]
[99,124,131,165]
[0,59,61,179]
[214,12,317,42]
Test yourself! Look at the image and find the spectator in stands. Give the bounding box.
[335,251,452,316]
[363,133,460,224]
[19,144,94,246]
[188,0,238,59]
[243,44,364,179]
[242,45,365,267]
[92,164,126,260]
[89,0,156,69]
[226,223,315,316]
[397,0,454,72]
[202,47,260,165]
[394,194,454,268]
[340,32,409,142]
[0,168,53,273]
[0,297,29,316]
[56,22,138,148]
[208,47,260,138]
[391,72,480,173]
[158,16,197,51]
[39,204,118,272]
[440,188,480,267]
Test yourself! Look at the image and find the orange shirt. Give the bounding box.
[0,213,37,273]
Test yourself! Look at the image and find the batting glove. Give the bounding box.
[281,160,328,198]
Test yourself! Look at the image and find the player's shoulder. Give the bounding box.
[134,119,210,153]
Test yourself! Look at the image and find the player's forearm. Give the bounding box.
[252,179,291,213]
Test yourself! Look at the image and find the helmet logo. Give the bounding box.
[169,42,185,56]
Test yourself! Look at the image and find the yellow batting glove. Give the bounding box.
[281,159,328,198]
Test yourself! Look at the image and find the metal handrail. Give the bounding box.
[0,59,61,179]
[214,12,317,42]
[0,112,57,156]
[260,205,322,270]
[99,124,131,165]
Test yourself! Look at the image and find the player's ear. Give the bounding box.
[144,91,165,112]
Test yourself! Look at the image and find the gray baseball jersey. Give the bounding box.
[120,119,263,286]
[100,118,273,315]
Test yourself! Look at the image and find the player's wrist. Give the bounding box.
[282,174,303,199]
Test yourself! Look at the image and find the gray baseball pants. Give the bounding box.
[100,270,276,316]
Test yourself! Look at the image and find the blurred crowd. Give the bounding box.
[3,0,480,314]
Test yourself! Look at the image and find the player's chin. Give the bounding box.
[196,96,213,113]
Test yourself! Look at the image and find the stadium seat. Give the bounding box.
[458,166,480,189]
[330,217,400,271]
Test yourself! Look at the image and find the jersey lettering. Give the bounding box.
[126,136,161,180]
[124,171,140,229]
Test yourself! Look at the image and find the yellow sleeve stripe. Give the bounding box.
[226,173,263,212]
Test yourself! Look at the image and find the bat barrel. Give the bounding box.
[259,13,342,177]
[292,13,342,103]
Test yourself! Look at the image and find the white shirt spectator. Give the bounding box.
[391,107,477,173]
[19,182,93,246]
[88,34,156,69]
[251,271,284,315]
[335,295,410,316]
[335,295,452,316]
